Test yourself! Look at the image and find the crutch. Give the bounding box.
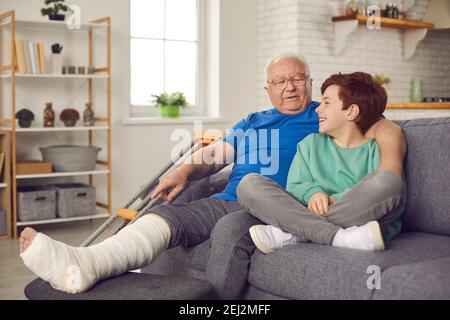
[80,131,224,247]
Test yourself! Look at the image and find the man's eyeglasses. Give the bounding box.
[267,75,312,90]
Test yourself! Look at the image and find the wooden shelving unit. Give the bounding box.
[387,102,450,109]
[0,11,112,238]
[0,131,12,240]
[331,14,435,59]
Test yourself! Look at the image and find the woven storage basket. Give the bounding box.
[17,186,57,222]
[40,145,101,172]
[52,183,96,218]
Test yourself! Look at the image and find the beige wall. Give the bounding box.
[0,0,258,208]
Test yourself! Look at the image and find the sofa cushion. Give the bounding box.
[248,232,450,300]
[394,118,450,236]
[372,256,450,300]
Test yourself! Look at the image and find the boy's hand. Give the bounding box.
[308,192,332,215]
[328,196,335,205]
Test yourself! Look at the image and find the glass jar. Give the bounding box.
[83,103,95,127]
[392,3,399,19]
[385,3,394,18]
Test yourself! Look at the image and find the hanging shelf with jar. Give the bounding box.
[331,0,435,60]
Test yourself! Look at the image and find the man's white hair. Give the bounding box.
[264,52,311,83]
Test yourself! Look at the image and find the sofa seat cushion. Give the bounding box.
[248,232,450,300]
[372,256,450,300]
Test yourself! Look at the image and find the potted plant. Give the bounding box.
[41,0,69,21]
[373,74,391,87]
[151,92,189,118]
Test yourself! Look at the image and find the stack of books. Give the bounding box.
[13,40,47,74]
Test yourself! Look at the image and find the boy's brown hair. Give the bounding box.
[320,72,387,134]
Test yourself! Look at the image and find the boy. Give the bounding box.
[238,72,406,253]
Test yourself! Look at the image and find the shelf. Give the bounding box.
[0,74,109,79]
[0,10,112,239]
[387,102,450,109]
[331,15,435,59]
[16,167,110,179]
[16,212,110,227]
[16,125,109,132]
[0,18,109,31]
[0,183,7,188]
[331,15,434,29]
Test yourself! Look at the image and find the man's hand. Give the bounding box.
[150,140,235,203]
[308,192,332,215]
[365,119,407,177]
[151,169,188,202]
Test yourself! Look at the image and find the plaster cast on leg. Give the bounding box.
[20,214,170,294]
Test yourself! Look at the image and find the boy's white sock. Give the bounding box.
[331,221,385,251]
[20,214,171,294]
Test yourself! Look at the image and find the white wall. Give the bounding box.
[0,0,258,208]
[257,0,450,119]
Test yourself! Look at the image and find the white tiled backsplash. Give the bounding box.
[257,0,450,119]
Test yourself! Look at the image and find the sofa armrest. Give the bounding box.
[171,168,231,204]
[373,256,450,300]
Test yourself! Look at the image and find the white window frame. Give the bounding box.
[129,0,206,118]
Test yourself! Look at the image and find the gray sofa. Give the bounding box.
[141,117,450,300]
[25,117,450,300]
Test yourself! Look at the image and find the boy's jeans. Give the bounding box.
[237,170,405,245]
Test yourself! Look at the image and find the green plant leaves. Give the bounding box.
[151,92,189,109]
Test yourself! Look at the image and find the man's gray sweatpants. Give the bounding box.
[150,197,261,299]
[237,170,404,245]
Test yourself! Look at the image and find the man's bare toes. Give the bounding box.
[19,228,38,253]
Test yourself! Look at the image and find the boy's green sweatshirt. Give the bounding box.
[286,133,405,240]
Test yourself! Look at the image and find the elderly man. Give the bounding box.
[19,53,406,299]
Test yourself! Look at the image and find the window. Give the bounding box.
[130,0,204,116]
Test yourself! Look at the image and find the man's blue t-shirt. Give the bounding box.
[212,101,320,201]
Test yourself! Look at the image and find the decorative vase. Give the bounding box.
[410,78,423,102]
[52,53,62,74]
[83,103,95,126]
[160,105,180,118]
[43,102,55,127]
